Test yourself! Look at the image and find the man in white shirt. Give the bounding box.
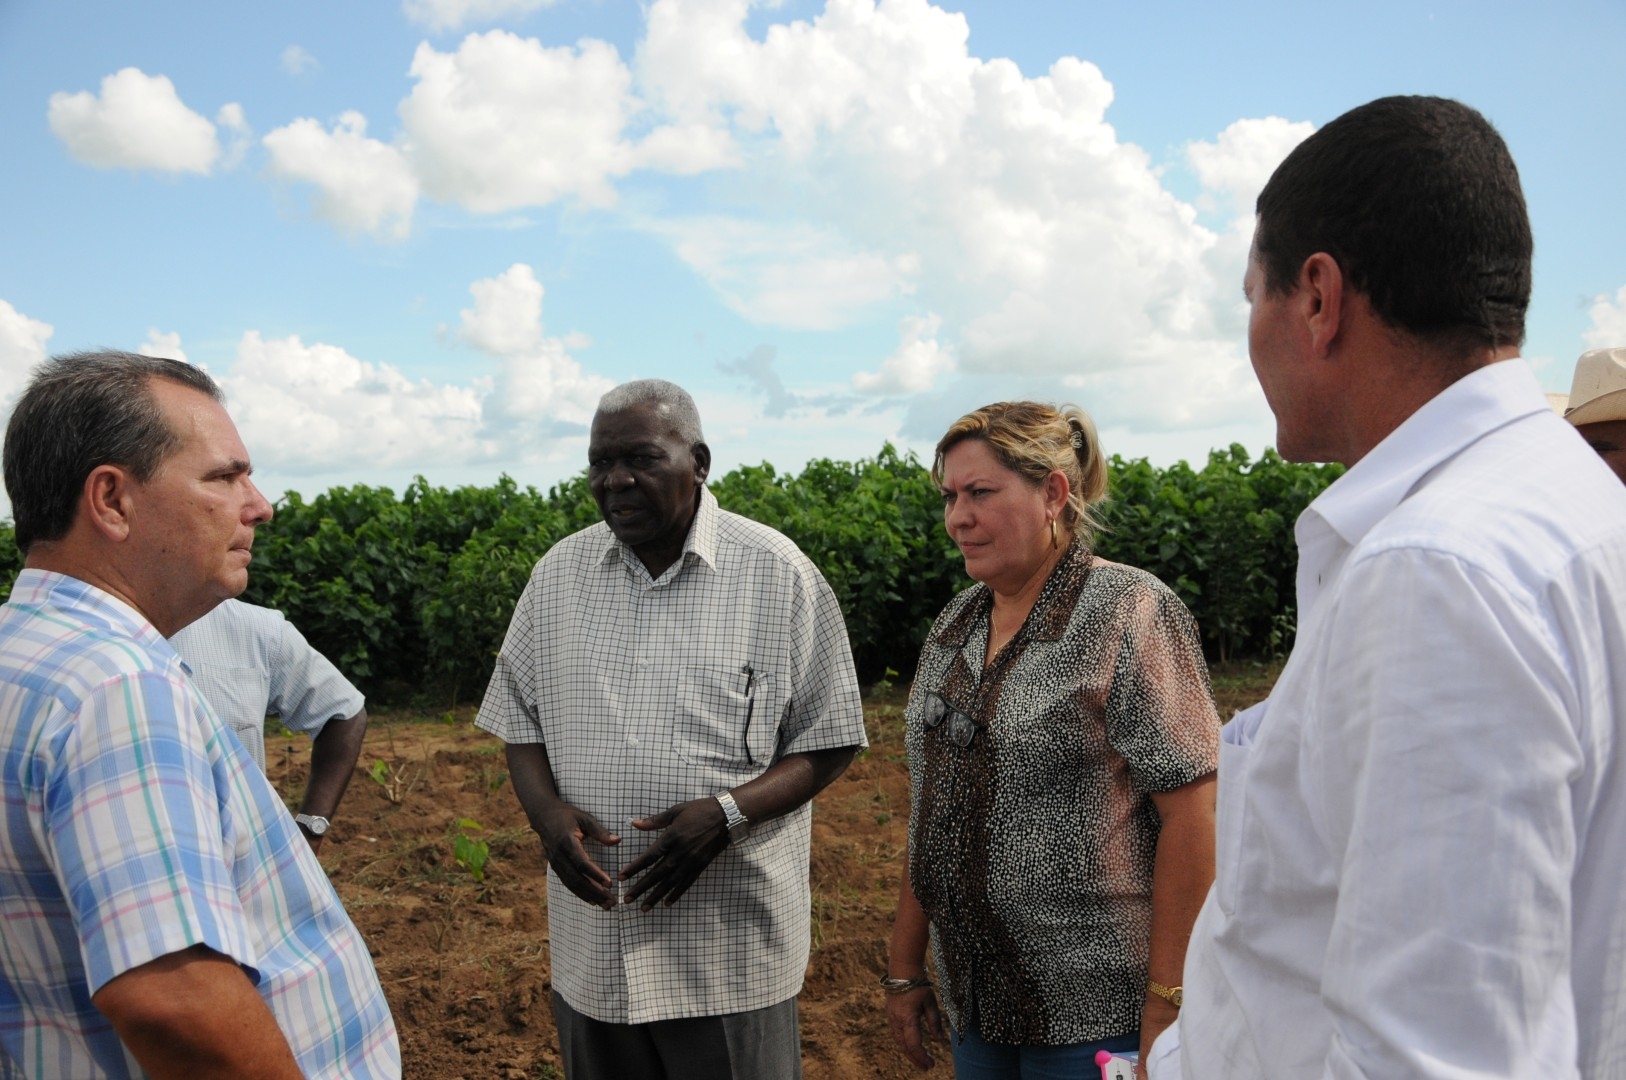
[1149,96,1626,1079]
[476,379,866,1080]
[170,599,369,852]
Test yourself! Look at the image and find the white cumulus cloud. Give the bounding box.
[281,45,319,76]
[460,263,546,357]
[457,263,614,431]
[854,313,953,394]
[655,218,916,329]
[220,331,490,475]
[137,329,188,363]
[216,264,611,478]
[1583,284,1626,349]
[1186,117,1316,216]
[48,68,225,174]
[623,0,1302,432]
[181,1,1311,451]
[403,0,560,33]
[215,103,252,170]
[400,32,642,211]
[0,299,54,410]
[633,6,1189,379]
[264,111,420,239]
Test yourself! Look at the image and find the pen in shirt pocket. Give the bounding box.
[742,663,756,765]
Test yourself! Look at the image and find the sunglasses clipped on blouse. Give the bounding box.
[923,691,983,749]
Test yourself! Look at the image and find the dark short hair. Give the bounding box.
[4,350,223,553]
[1255,95,1532,357]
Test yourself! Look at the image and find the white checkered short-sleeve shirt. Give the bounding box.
[476,488,866,1024]
[169,599,365,772]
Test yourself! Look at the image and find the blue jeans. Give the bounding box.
[950,1021,1138,1080]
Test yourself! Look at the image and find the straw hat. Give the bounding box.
[1562,347,1626,426]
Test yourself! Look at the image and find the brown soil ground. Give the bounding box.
[266,664,1277,1080]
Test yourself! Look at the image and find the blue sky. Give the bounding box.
[3,0,1623,510]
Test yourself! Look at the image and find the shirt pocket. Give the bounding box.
[1214,700,1265,917]
[673,665,777,770]
[189,663,270,748]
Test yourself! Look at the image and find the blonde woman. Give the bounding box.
[884,401,1219,1076]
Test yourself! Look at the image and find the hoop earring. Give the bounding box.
[1050,517,1059,549]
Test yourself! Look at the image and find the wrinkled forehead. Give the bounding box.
[589,403,684,449]
[938,437,1017,486]
[152,378,235,441]
[150,378,251,469]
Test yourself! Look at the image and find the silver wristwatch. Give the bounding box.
[714,791,750,845]
[294,813,330,837]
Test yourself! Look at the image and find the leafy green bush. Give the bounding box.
[0,444,1339,700]
[711,446,962,682]
[0,525,20,604]
[1098,446,1341,661]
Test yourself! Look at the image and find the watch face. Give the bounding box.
[299,815,330,836]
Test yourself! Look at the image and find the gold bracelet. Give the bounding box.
[1147,979,1183,1008]
[879,974,932,995]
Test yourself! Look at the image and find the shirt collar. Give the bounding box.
[1304,358,1546,550]
[930,538,1091,648]
[8,567,171,651]
[596,485,721,578]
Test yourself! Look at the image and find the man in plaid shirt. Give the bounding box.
[478,379,867,1080]
[0,351,399,1078]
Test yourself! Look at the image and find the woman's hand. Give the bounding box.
[886,875,945,1068]
[1137,992,1180,1072]
[885,984,947,1070]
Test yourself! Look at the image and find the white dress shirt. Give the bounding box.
[1150,360,1626,1079]
[475,488,867,1024]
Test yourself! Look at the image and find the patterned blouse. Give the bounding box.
[905,540,1220,1045]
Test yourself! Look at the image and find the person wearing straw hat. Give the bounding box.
[1555,346,1626,484]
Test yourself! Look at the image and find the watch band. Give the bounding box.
[714,791,750,845]
[294,813,330,837]
[1147,979,1182,1008]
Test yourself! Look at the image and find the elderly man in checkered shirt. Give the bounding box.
[477,379,867,1080]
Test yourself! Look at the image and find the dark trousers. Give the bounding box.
[552,990,804,1080]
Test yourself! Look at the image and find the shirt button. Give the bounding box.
[636,657,650,669]
[627,735,640,748]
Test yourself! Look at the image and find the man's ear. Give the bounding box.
[1299,252,1346,358]
[83,465,135,542]
[692,442,712,485]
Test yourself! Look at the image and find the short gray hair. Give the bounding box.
[596,379,705,447]
[3,350,223,553]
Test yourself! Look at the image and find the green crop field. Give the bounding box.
[0,443,1338,705]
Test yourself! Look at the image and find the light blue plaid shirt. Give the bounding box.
[0,570,399,1078]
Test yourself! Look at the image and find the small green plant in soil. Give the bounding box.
[453,818,490,882]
